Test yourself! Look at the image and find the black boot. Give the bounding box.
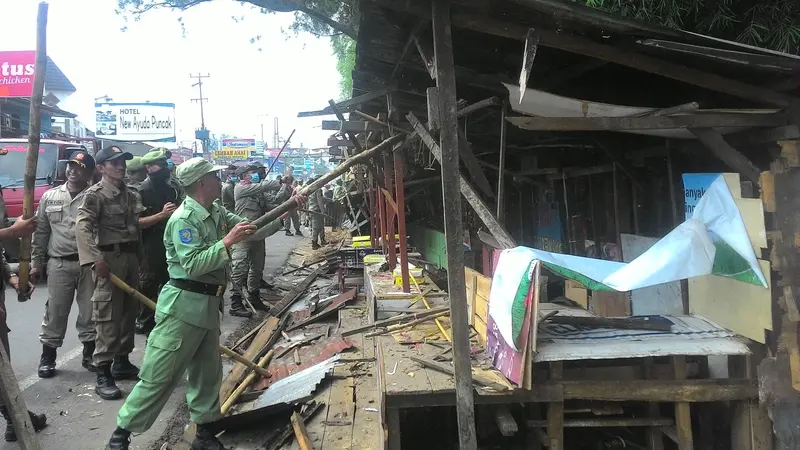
[0,406,47,442]
[191,425,227,450]
[111,355,139,380]
[229,296,253,318]
[248,291,268,311]
[295,230,303,236]
[37,344,57,378]
[95,363,122,400]
[260,278,275,290]
[105,426,131,450]
[82,341,97,372]
[285,229,293,236]
[311,241,320,250]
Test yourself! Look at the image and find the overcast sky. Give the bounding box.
[1,0,341,149]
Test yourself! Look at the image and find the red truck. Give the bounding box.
[0,138,90,260]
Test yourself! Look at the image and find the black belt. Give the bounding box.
[53,254,79,261]
[168,279,225,297]
[98,242,138,253]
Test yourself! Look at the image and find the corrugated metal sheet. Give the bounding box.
[254,355,340,409]
[534,303,751,362]
[254,336,356,390]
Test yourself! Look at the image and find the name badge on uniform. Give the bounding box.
[179,229,193,243]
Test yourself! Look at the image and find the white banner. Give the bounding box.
[95,102,176,142]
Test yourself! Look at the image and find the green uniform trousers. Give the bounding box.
[116,311,222,432]
[311,215,325,243]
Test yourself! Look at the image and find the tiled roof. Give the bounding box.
[45,57,76,93]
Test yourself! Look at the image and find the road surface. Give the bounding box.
[0,232,300,450]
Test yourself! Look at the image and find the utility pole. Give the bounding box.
[190,73,210,152]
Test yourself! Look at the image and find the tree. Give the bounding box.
[581,0,800,54]
[116,0,359,97]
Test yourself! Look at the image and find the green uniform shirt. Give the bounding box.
[156,196,282,329]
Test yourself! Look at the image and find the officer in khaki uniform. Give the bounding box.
[104,157,303,450]
[76,145,148,401]
[307,176,330,249]
[230,165,283,315]
[32,151,98,379]
[221,165,238,212]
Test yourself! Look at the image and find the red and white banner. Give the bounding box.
[0,51,36,98]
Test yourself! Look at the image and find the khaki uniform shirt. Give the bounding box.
[221,182,235,212]
[76,177,144,266]
[233,180,280,221]
[31,184,87,270]
[157,197,282,329]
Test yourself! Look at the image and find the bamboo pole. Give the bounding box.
[17,2,49,302]
[265,129,295,176]
[107,274,270,378]
[220,349,274,415]
[251,133,404,229]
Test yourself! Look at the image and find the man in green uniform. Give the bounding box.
[32,151,98,378]
[230,165,283,315]
[104,157,303,450]
[76,146,163,400]
[307,176,331,249]
[135,148,184,335]
[125,156,147,186]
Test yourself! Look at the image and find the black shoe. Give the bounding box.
[248,293,269,311]
[312,241,320,250]
[295,230,303,237]
[285,229,293,236]
[229,302,253,318]
[96,364,122,400]
[111,355,139,380]
[0,406,47,442]
[82,341,97,372]
[320,240,328,246]
[37,344,57,378]
[191,425,227,450]
[106,427,131,450]
[260,279,275,290]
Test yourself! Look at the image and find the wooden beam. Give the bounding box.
[431,1,477,448]
[507,113,788,131]
[290,411,314,450]
[528,417,675,428]
[413,34,436,79]
[297,87,396,118]
[456,127,495,198]
[689,128,761,183]
[561,379,757,402]
[632,101,700,117]
[497,101,507,222]
[518,28,540,103]
[0,344,41,450]
[390,18,428,82]
[672,356,694,450]
[457,96,501,117]
[370,0,798,108]
[408,112,517,248]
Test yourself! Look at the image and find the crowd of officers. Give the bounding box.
[0,145,307,450]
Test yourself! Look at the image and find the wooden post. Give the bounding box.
[672,356,694,450]
[496,101,507,223]
[0,344,41,450]
[547,361,565,450]
[431,1,477,448]
[18,1,49,302]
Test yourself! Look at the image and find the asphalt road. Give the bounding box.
[0,232,301,450]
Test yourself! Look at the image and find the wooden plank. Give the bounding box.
[760,171,776,213]
[219,316,281,404]
[518,28,541,103]
[547,362,564,450]
[560,379,757,402]
[0,344,41,450]
[291,411,314,450]
[413,35,436,79]
[298,87,397,118]
[456,127,495,199]
[431,2,478,446]
[689,128,761,183]
[672,356,694,450]
[589,290,631,317]
[508,113,787,132]
[320,371,355,449]
[381,336,434,396]
[407,112,517,249]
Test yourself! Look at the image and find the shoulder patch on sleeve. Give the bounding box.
[179,228,193,244]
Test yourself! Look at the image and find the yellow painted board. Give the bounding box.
[689,259,772,343]
[736,198,767,251]
[565,279,589,309]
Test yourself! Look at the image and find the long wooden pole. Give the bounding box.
[0,344,41,449]
[107,274,270,378]
[17,2,49,302]
[431,1,478,448]
[251,133,404,229]
[265,129,295,176]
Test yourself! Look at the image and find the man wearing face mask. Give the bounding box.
[32,151,98,379]
[134,149,184,335]
[221,166,238,212]
[230,165,282,316]
[125,157,147,187]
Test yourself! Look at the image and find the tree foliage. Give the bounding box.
[581,0,800,53]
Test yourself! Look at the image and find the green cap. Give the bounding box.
[127,156,145,172]
[176,157,227,187]
[141,148,172,165]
